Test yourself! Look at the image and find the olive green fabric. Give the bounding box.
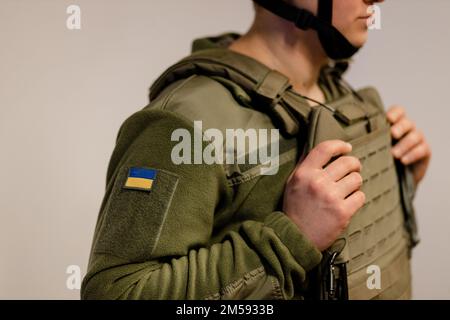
[81,33,417,300]
[82,107,324,300]
[81,34,326,300]
[304,88,413,300]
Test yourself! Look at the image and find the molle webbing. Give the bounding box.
[149,49,418,300]
[306,88,412,300]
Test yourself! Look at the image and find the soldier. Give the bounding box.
[81,0,431,300]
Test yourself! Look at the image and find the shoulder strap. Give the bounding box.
[150,48,313,137]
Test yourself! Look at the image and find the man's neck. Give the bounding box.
[228,21,329,104]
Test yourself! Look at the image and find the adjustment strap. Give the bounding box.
[255,70,301,136]
[318,0,333,23]
[253,0,322,30]
[255,70,291,105]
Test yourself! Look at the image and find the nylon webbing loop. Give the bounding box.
[255,70,291,105]
[254,70,302,136]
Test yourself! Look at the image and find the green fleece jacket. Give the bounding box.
[81,33,326,300]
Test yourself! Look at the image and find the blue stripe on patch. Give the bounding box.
[128,167,157,180]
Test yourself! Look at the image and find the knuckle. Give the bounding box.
[335,201,347,216]
[349,157,362,170]
[420,143,428,154]
[317,140,343,154]
[389,105,398,113]
[410,130,420,141]
[391,106,404,119]
[416,131,424,143]
[335,204,349,225]
[405,118,415,130]
[341,156,352,165]
[338,156,361,172]
[292,169,306,183]
[308,177,323,194]
[399,118,407,129]
[393,104,404,112]
[308,149,321,163]
[391,125,400,137]
[413,143,423,154]
[416,129,425,141]
[358,191,366,204]
[324,189,339,204]
[361,190,367,201]
[316,142,330,155]
[353,172,364,186]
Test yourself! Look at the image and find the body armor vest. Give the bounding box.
[305,89,415,300]
[150,48,419,300]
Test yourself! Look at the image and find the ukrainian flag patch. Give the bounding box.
[123,167,157,192]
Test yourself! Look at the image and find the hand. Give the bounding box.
[386,106,432,187]
[283,140,365,251]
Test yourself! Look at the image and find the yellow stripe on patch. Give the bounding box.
[124,177,154,190]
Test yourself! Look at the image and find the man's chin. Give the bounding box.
[349,33,369,50]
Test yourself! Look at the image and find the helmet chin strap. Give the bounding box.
[252,0,360,60]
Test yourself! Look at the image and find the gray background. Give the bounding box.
[0,0,448,299]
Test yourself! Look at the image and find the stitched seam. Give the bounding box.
[226,148,297,186]
[160,74,198,110]
[150,174,180,257]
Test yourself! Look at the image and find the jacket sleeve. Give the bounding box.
[81,109,322,300]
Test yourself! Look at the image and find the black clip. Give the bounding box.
[325,239,349,300]
[328,251,339,298]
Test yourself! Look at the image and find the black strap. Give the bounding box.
[253,0,359,60]
[253,0,323,30]
[318,0,332,23]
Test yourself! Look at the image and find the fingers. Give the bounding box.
[302,140,352,169]
[401,142,431,165]
[391,130,423,159]
[386,105,405,124]
[335,171,364,199]
[391,117,415,140]
[343,191,366,217]
[324,156,362,182]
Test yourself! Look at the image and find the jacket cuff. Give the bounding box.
[264,211,323,272]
